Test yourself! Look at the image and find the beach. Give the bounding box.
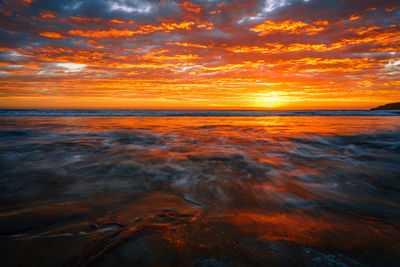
[0,112,399,266]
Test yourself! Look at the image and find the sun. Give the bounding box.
[254,92,285,108]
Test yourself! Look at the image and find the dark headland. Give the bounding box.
[371,102,400,110]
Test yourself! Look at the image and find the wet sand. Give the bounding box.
[0,116,400,266]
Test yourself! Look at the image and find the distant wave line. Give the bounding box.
[0,109,399,117]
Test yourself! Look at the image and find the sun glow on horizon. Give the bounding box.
[253,92,286,108]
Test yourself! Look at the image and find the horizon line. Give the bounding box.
[0,107,380,111]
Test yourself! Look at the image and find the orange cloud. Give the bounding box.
[39,32,65,39]
[386,7,397,12]
[228,27,400,54]
[313,20,329,26]
[336,27,400,46]
[68,29,141,38]
[226,43,332,53]
[167,42,208,48]
[250,20,325,36]
[40,11,55,19]
[349,14,361,21]
[369,46,400,53]
[141,49,200,62]
[347,26,381,35]
[67,21,212,38]
[188,61,265,74]
[287,58,380,72]
[179,1,202,13]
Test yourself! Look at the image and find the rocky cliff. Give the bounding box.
[371,102,400,110]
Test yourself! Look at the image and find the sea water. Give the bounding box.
[0,111,399,266]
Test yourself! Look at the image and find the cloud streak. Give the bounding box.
[0,0,399,109]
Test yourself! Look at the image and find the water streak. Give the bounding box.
[0,116,399,266]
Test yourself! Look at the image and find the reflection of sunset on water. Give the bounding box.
[0,115,399,266]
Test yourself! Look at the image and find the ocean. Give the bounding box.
[0,110,399,266]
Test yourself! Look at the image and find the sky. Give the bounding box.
[0,0,399,109]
